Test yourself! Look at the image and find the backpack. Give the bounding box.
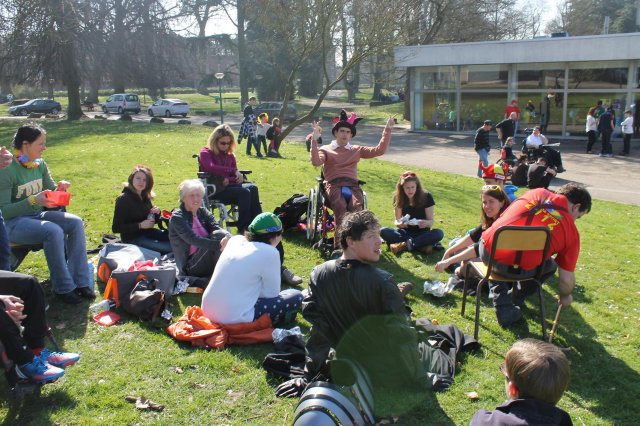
[121,276,167,322]
[274,194,309,230]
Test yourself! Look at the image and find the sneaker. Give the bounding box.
[281,268,303,286]
[586,151,592,154]
[389,242,408,255]
[39,348,80,368]
[605,153,613,157]
[16,357,65,384]
[598,153,605,157]
[56,290,83,304]
[495,305,523,327]
[75,286,95,300]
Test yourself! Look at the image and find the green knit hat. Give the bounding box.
[248,212,282,234]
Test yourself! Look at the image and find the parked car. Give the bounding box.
[147,99,189,117]
[9,99,62,116]
[101,93,140,114]
[253,101,297,123]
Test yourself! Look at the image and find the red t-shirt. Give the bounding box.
[504,105,521,118]
[481,189,580,272]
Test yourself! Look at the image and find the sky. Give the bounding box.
[204,0,564,36]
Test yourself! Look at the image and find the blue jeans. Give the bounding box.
[215,183,262,232]
[253,288,303,324]
[476,148,490,177]
[380,227,444,250]
[0,211,11,271]
[5,211,89,294]
[129,229,172,254]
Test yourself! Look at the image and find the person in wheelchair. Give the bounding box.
[524,126,565,173]
[310,109,395,249]
[112,164,171,254]
[380,171,444,255]
[0,271,80,384]
[168,179,231,282]
[0,124,91,305]
[199,124,262,234]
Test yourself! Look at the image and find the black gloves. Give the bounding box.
[275,378,308,398]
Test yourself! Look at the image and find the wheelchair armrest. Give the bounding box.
[357,180,366,186]
[238,170,252,176]
[197,171,211,179]
[315,176,323,183]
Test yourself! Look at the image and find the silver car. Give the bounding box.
[147,99,190,117]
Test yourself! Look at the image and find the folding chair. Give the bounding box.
[460,226,552,341]
[10,242,43,271]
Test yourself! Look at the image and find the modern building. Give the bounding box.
[395,33,640,136]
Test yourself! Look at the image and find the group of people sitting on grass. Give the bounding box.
[0,112,591,423]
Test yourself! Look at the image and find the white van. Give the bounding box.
[101,93,141,114]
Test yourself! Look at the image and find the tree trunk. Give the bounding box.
[54,0,82,120]
[111,0,127,93]
[237,0,249,105]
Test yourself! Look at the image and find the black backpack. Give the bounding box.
[274,193,309,230]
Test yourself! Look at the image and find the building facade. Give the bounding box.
[395,33,640,136]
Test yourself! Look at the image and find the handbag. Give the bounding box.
[121,276,166,322]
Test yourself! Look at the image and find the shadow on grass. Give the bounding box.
[1,389,76,425]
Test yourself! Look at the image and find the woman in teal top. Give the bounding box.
[0,124,91,304]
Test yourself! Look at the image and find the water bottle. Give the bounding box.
[87,261,95,289]
[89,299,111,314]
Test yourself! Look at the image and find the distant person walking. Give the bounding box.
[585,107,598,154]
[239,97,261,157]
[474,120,492,178]
[597,107,615,157]
[619,109,634,156]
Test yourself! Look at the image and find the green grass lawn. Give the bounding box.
[0,119,638,424]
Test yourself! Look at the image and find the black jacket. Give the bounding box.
[112,188,154,242]
[302,259,425,388]
[470,398,573,426]
[474,128,492,151]
[168,204,223,276]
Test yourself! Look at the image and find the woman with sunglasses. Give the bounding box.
[199,124,262,234]
[381,171,444,255]
[112,164,171,254]
[435,185,510,273]
[0,124,91,304]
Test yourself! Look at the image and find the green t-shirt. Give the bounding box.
[0,159,56,220]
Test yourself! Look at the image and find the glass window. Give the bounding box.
[565,92,628,135]
[415,67,457,90]
[568,62,628,89]
[460,65,509,89]
[517,66,566,90]
[459,93,507,131]
[419,92,457,130]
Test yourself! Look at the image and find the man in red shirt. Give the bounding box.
[480,183,591,326]
[504,100,521,136]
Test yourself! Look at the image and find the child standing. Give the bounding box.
[266,118,282,157]
[380,171,444,255]
[470,339,572,425]
[256,113,271,156]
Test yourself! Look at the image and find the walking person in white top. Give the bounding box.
[201,212,303,325]
[620,109,634,156]
[585,107,598,154]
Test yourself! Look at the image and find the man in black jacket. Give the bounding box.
[276,211,429,398]
[474,120,493,178]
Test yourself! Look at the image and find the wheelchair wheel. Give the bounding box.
[306,188,318,241]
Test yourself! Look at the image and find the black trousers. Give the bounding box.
[0,271,47,365]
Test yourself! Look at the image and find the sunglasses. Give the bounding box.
[482,184,501,191]
[218,141,231,146]
[401,171,417,179]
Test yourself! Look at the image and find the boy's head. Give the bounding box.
[502,339,570,405]
[249,97,257,105]
[624,109,632,116]
[338,210,381,262]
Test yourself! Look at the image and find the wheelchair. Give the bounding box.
[520,128,561,167]
[193,154,251,233]
[306,173,368,257]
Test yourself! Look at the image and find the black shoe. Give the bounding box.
[56,290,83,304]
[256,152,264,158]
[495,305,523,327]
[75,286,95,300]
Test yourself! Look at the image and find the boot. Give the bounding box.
[491,281,522,327]
[390,242,408,255]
